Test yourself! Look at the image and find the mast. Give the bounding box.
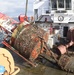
[25,0,28,16]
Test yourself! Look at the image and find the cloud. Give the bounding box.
[0,0,34,17]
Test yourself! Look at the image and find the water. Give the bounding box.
[12,17,19,22]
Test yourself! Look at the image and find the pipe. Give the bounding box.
[57,41,74,55]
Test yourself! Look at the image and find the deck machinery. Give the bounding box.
[0,13,74,74]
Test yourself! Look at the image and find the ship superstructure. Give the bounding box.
[33,0,74,48]
[33,0,74,23]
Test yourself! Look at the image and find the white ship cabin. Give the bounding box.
[33,0,74,48]
[33,0,74,23]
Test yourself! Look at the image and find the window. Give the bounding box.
[66,0,71,10]
[51,0,57,10]
[58,0,64,8]
[51,0,71,10]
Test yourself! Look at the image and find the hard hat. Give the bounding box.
[0,65,5,74]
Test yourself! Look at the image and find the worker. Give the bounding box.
[30,16,34,22]
[45,18,47,22]
[49,23,53,35]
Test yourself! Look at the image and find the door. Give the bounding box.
[63,26,69,37]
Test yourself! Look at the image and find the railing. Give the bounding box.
[41,8,50,15]
[34,0,42,4]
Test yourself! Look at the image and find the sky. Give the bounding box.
[0,0,34,17]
